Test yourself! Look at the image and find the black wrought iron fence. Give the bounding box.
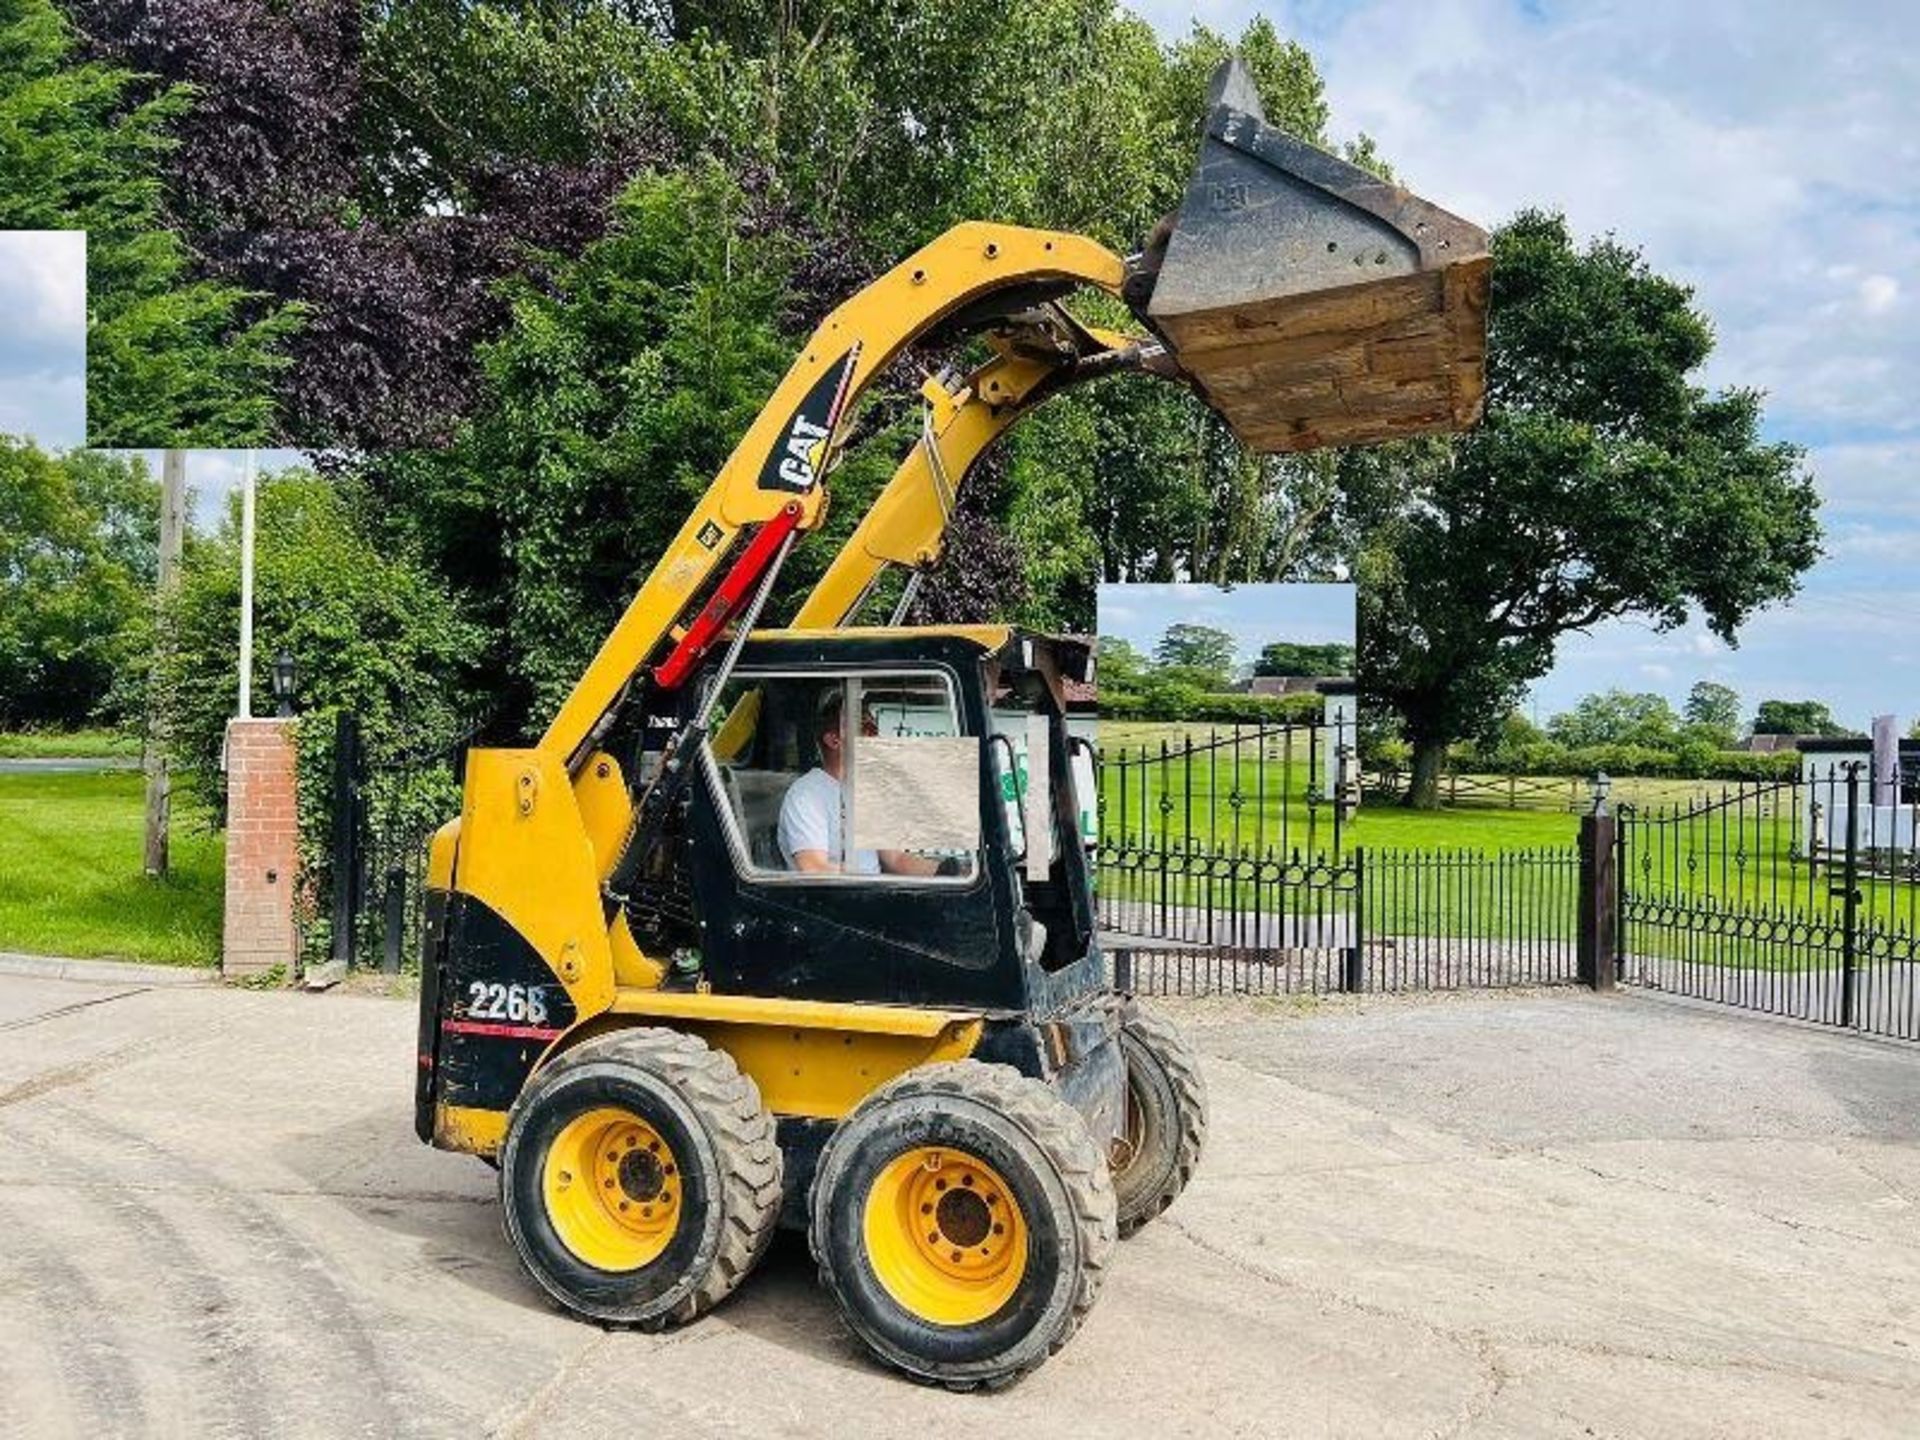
[1098,717,1359,860]
[1619,761,1920,1041]
[1098,843,1582,998]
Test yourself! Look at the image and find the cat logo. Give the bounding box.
[759,344,862,493]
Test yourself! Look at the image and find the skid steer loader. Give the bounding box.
[414,61,1489,1389]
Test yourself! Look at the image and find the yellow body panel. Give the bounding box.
[671,1017,982,1120]
[608,911,667,989]
[608,988,977,1037]
[427,817,459,890]
[435,1103,509,1153]
[604,989,984,1120]
[456,749,617,1019]
[572,750,634,883]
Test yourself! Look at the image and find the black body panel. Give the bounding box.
[424,893,578,1119]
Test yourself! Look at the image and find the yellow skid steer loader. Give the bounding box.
[413,61,1488,1389]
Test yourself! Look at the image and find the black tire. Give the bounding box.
[808,1060,1116,1391]
[498,1027,781,1328]
[1112,1001,1207,1237]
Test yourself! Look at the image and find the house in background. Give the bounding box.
[1798,730,1919,858]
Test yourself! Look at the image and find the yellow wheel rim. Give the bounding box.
[541,1107,683,1272]
[862,1146,1028,1326]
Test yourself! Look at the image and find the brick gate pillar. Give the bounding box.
[223,718,300,979]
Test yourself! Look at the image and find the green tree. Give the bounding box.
[1547,690,1681,749]
[1358,212,1820,807]
[0,438,156,727]
[0,0,296,443]
[1095,636,1150,692]
[1254,641,1354,677]
[153,472,482,800]
[374,165,909,732]
[1683,680,1742,745]
[1153,623,1236,688]
[1753,699,1851,738]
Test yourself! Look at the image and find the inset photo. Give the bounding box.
[1096,581,1358,858]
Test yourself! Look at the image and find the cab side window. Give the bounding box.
[703,671,979,883]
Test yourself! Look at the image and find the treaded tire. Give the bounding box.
[1112,1001,1207,1237]
[498,1027,781,1327]
[808,1059,1117,1391]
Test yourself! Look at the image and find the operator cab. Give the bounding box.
[625,626,1099,1013]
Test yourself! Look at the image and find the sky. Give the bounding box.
[6,1,1915,727]
[0,232,85,444]
[1133,0,1920,732]
[1099,583,1356,675]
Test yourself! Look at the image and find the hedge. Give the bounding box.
[1099,689,1326,725]
[1447,743,1802,782]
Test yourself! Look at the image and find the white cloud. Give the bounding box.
[1132,2,1920,438]
[1859,274,1900,316]
[0,231,86,447]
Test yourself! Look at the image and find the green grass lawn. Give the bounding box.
[0,728,140,758]
[0,772,223,966]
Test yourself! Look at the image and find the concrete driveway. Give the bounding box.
[1,969,1916,1438]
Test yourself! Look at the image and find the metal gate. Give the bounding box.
[1618,763,1920,1041]
[326,712,470,975]
[1096,842,1583,998]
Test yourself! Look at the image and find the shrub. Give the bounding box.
[1100,687,1324,725]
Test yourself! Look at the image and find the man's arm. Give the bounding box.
[877,850,941,877]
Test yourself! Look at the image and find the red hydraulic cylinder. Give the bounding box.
[651,502,804,691]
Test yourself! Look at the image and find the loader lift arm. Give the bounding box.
[538,223,1131,770]
[792,312,1162,631]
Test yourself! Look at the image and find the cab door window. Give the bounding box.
[703,671,978,883]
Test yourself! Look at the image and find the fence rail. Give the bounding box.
[1100,718,1359,860]
[322,708,1920,1046]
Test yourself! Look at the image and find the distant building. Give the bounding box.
[1797,736,1920,857]
[1739,733,1818,754]
[1244,674,1342,696]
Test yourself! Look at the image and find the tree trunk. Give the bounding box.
[1404,734,1448,809]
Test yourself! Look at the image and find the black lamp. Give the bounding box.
[272,649,298,718]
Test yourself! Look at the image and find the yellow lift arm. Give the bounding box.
[792,321,1152,630]
[538,222,1128,768]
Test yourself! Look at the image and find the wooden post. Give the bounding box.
[144,450,186,878]
[1578,812,1618,991]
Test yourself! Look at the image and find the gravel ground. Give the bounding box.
[1,967,1916,1438]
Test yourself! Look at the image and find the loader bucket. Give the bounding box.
[1132,60,1491,454]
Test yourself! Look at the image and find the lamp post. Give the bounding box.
[272,650,298,718]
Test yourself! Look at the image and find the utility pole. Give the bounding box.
[144,450,187,878]
[237,450,256,719]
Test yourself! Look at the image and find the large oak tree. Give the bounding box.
[1358,211,1820,807]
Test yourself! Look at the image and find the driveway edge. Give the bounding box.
[0,952,216,987]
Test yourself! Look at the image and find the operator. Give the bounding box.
[778,693,957,877]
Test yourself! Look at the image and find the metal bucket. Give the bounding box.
[1131,61,1490,454]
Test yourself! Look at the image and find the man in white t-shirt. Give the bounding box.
[778,693,947,877]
